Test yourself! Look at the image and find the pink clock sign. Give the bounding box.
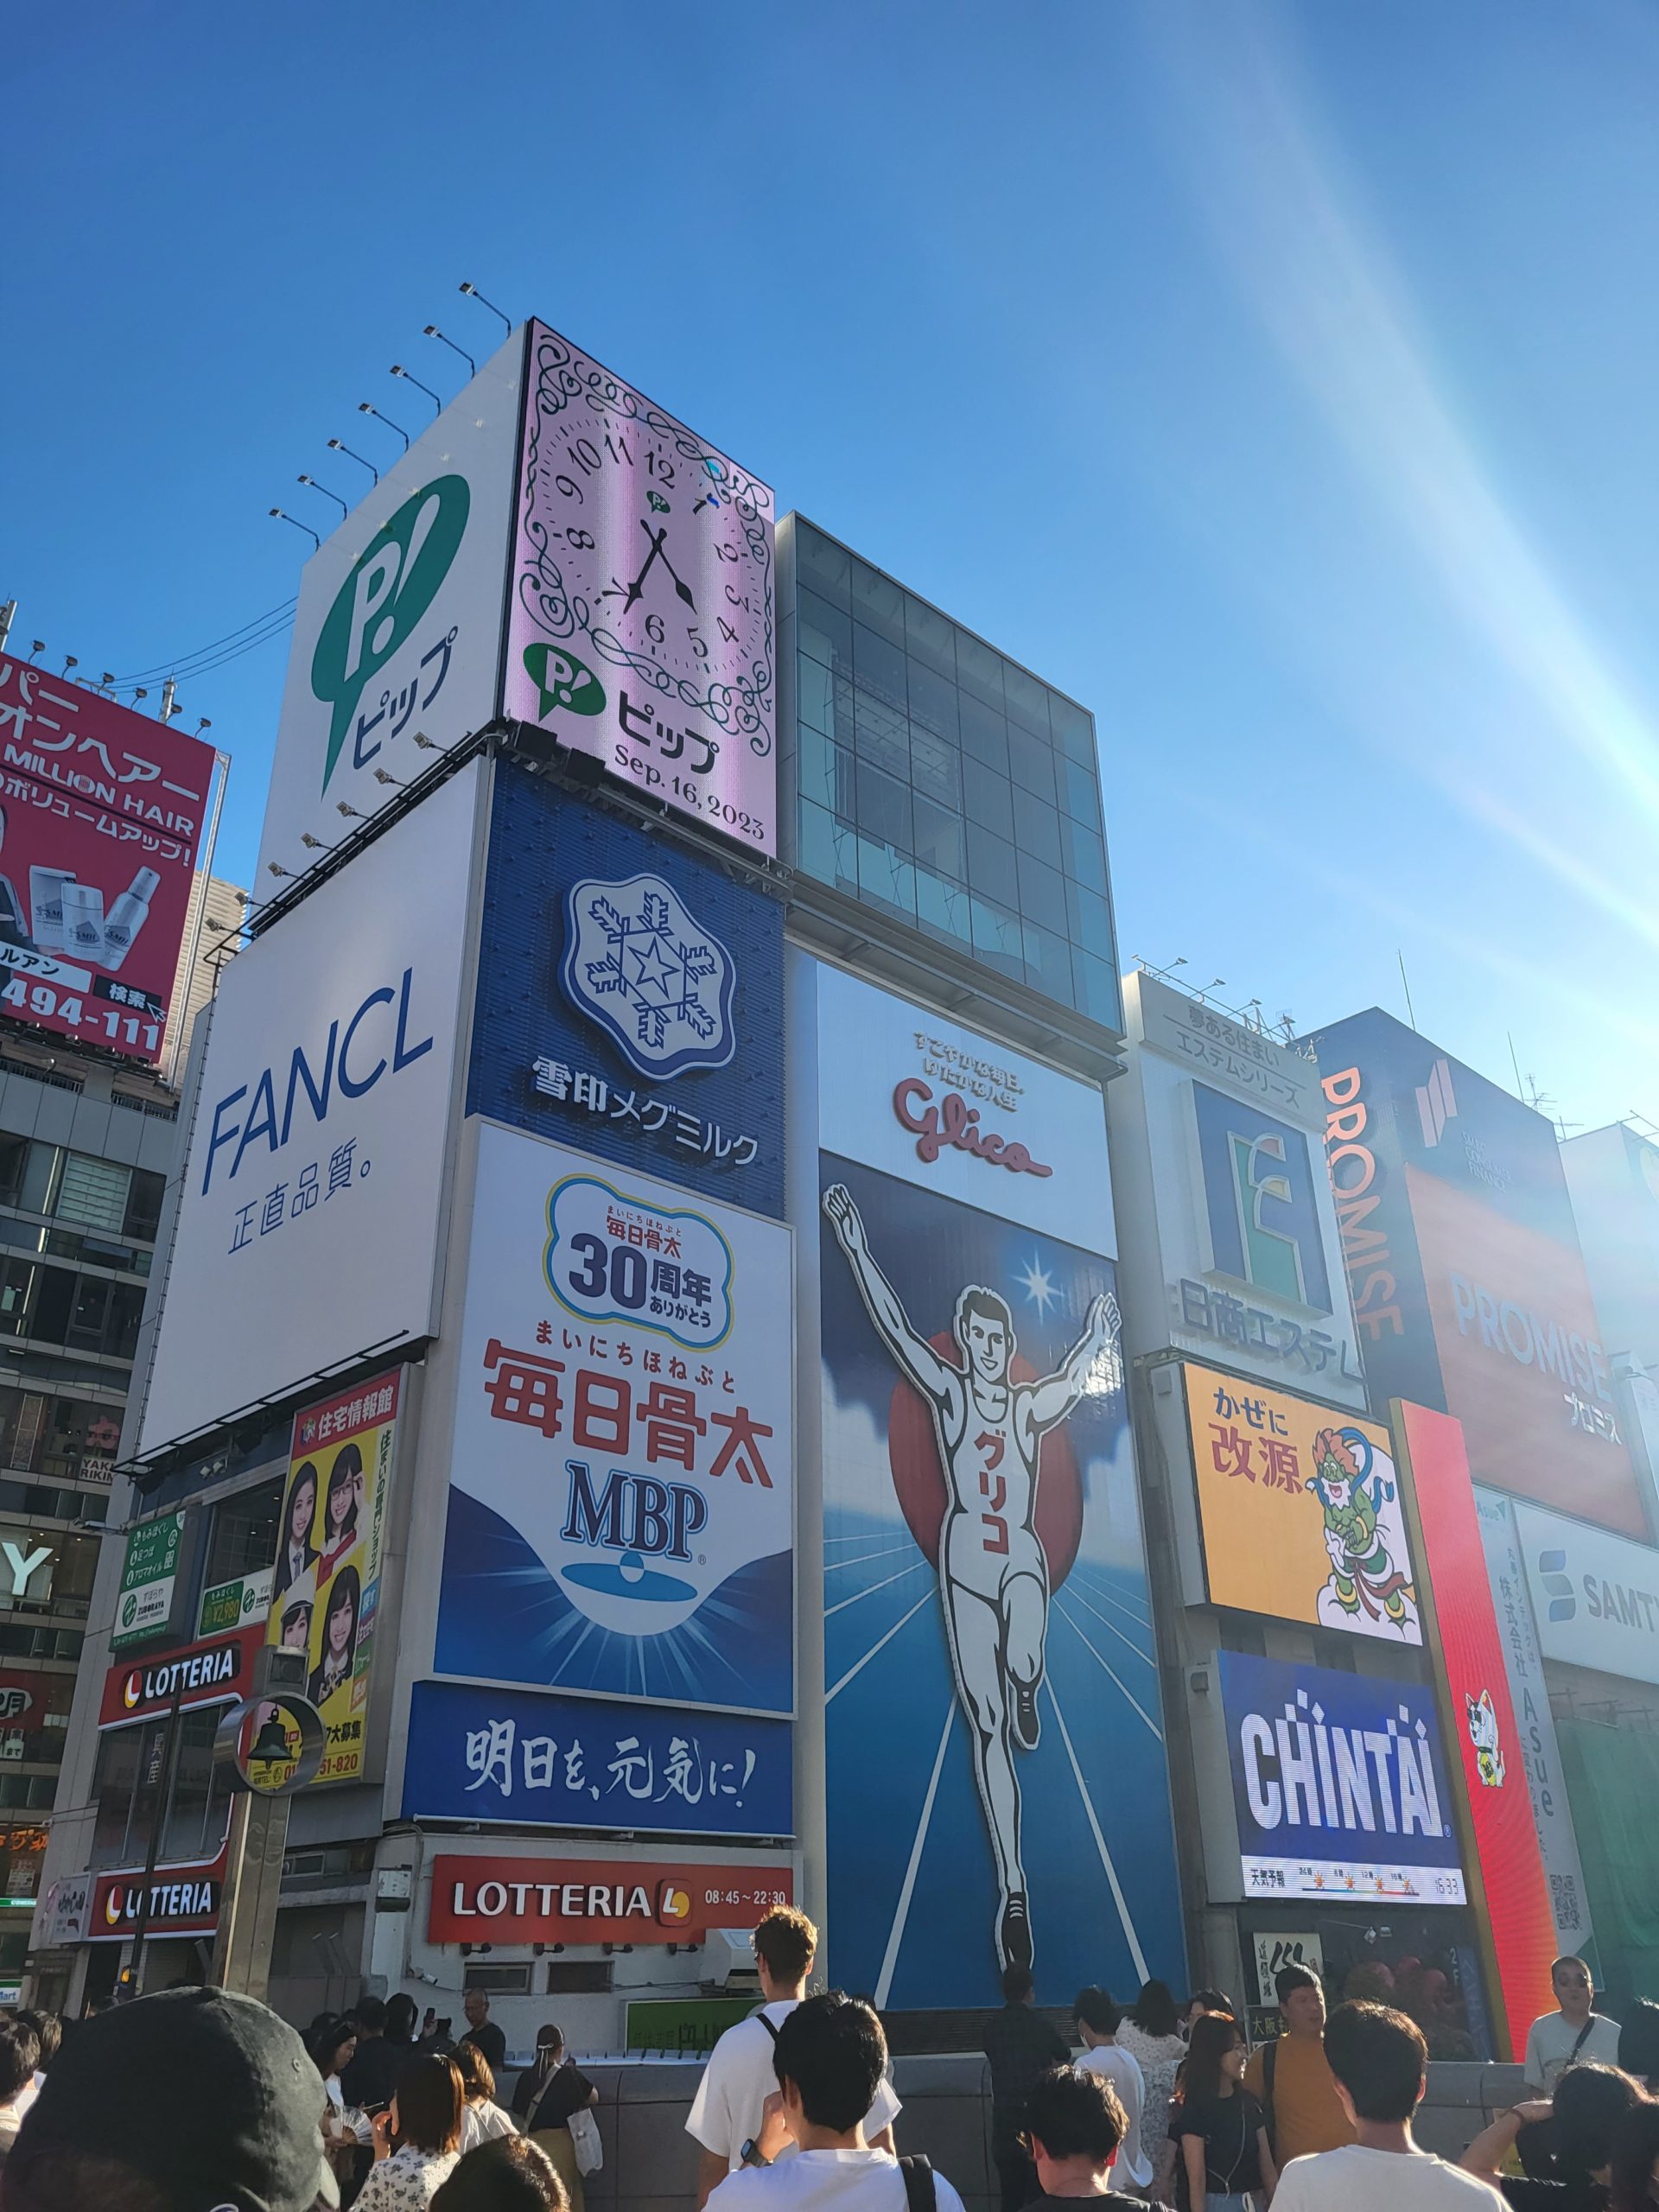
[502,321,777,855]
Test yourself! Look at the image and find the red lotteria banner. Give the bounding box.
[88,1850,226,1941]
[429,1855,791,1946]
[0,655,216,1064]
[1395,1401,1557,2059]
[99,1624,263,1729]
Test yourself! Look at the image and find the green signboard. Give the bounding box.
[198,1567,273,1639]
[624,1997,758,2056]
[111,1511,185,1650]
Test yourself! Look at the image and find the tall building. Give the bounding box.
[160,874,246,1082]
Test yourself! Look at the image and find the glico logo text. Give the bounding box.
[892,1078,1052,1179]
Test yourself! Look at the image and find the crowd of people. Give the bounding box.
[0,1927,1656,2212]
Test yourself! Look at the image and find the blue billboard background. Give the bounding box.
[818,1151,1184,2010]
[403,1679,791,1837]
[1219,1649,1465,1897]
[469,764,785,1217]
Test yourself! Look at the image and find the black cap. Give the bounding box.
[12,1986,338,2212]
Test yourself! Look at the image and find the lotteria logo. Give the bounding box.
[1193,1083,1332,1313]
[658,1882,693,1924]
[122,1671,143,1710]
[561,874,737,1081]
[311,475,471,793]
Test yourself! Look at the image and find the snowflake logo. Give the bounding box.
[560,871,738,1080]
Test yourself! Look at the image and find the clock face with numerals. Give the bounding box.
[504,322,778,855]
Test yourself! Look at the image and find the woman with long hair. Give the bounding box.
[309,1565,361,1707]
[311,2015,372,2188]
[517,2024,598,2212]
[1118,1980,1190,2201]
[454,2044,518,2153]
[357,2052,464,2209]
[1168,2012,1274,2212]
[320,1442,365,1575]
[274,1461,320,1598]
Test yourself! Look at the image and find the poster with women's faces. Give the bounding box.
[266,1370,401,1786]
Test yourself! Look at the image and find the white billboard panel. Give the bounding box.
[1513,1497,1659,1686]
[140,764,480,1453]
[256,334,523,883]
[813,959,1114,1254]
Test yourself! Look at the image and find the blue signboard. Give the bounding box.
[1192,1081,1332,1313]
[469,764,785,1217]
[403,1679,792,1838]
[1218,1650,1466,1905]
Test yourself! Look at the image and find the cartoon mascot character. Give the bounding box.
[1310,1427,1418,1634]
[1466,1689,1505,1788]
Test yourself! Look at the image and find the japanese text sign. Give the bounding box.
[1220,1649,1466,1905]
[469,766,785,1217]
[1182,1363,1421,1645]
[263,1370,400,1788]
[504,322,777,855]
[111,1511,186,1649]
[428,1852,791,1947]
[1395,1403,1556,2058]
[435,1123,793,1713]
[257,332,522,881]
[402,1680,791,1837]
[0,655,213,1063]
[138,762,476,1456]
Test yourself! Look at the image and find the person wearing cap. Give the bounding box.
[3,1985,337,2211]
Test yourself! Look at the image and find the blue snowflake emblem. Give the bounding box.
[560,871,738,1079]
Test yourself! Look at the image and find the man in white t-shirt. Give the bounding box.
[1270,2001,1503,2212]
[1522,1956,1622,2092]
[1072,1986,1147,2192]
[707,1993,962,2212]
[688,1908,900,2207]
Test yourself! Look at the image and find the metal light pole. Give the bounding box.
[207,1649,323,2001]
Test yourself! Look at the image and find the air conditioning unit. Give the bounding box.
[701,1928,761,1994]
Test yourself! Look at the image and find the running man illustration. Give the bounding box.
[823,1182,1122,1974]
[1309,1425,1418,1636]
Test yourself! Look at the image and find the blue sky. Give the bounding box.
[8,1,1658,1133]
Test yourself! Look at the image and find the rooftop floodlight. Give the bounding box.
[458,281,512,336]
[296,473,348,519]
[269,508,320,550]
[358,401,410,451]
[390,364,442,417]
[423,323,475,375]
[327,437,378,485]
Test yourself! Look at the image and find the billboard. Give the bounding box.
[1218,1650,1465,1904]
[402,1680,791,1837]
[429,1854,791,1946]
[1395,1404,1557,2057]
[256,334,524,882]
[138,762,478,1455]
[0,654,215,1063]
[87,1851,225,1942]
[1512,1497,1659,1685]
[468,764,785,1217]
[263,1370,399,1787]
[1474,1488,1592,1953]
[503,323,777,855]
[111,1511,186,1649]
[1180,1362,1421,1643]
[435,1122,793,1713]
[1109,975,1364,1402]
[1308,1010,1644,1536]
[97,1624,264,1729]
[808,959,1182,2008]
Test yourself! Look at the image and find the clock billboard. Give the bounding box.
[257,321,777,882]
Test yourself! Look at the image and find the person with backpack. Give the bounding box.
[1242,1964,1353,2168]
[706,1993,963,2212]
[1522,1959,1623,2094]
[687,1907,900,2206]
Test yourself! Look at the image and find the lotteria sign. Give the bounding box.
[88,1853,225,1941]
[98,1624,262,1729]
[429,1854,791,1946]
[1220,1650,1466,1904]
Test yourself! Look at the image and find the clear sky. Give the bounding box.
[8,1,1658,1134]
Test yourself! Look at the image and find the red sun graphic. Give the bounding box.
[886,1331,1084,1586]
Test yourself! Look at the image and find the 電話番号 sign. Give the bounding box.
[428,1853,791,1946]
[0,656,214,1065]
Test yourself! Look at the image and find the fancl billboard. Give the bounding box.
[799,955,1183,2010]
[468,763,785,1217]
[138,763,478,1456]
[1306,1010,1644,1537]
[1107,974,1364,1404]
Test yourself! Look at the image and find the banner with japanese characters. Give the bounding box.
[1180,1361,1422,1644]
[468,765,784,1217]
[137,761,477,1457]
[0,653,214,1064]
[402,1680,791,1836]
[435,1122,793,1713]
[264,1370,400,1786]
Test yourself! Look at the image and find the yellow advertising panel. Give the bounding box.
[267,1370,400,1784]
[1181,1361,1421,1644]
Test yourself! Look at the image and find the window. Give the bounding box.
[205,1481,282,1587]
[0,1141,162,1246]
[91,1711,231,1871]
[56,1156,131,1236]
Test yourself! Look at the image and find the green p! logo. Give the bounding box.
[310,474,471,792]
[524,642,605,722]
